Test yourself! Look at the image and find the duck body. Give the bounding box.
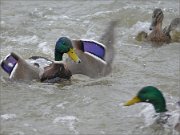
[28,56,72,82]
[136,30,170,44]
[147,29,170,43]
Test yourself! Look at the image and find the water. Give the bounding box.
[0,0,180,135]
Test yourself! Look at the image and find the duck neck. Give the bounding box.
[151,99,167,113]
[55,51,63,61]
[155,22,163,31]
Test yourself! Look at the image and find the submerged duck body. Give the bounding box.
[124,86,180,133]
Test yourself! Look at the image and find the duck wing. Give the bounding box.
[163,18,180,38]
[1,52,40,81]
[66,21,117,78]
[169,18,180,42]
[168,18,180,32]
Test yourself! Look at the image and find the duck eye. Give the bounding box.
[145,99,149,102]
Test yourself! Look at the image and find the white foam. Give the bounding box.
[130,21,151,36]
[38,42,47,47]
[1,113,17,120]
[56,101,69,109]
[23,123,38,132]
[1,20,5,25]
[139,104,156,126]
[53,115,78,124]
[44,15,70,21]
[139,103,180,132]
[53,115,79,134]
[94,10,114,16]
[11,131,24,135]
[167,110,180,129]
[38,42,53,55]
[10,35,39,45]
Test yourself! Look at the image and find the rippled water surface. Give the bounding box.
[0,0,180,135]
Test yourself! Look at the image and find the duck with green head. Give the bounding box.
[54,37,81,62]
[1,21,117,82]
[1,37,81,82]
[124,86,180,132]
[33,36,81,82]
[124,86,167,113]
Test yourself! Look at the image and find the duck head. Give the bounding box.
[55,37,81,63]
[124,86,168,113]
[149,8,164,30]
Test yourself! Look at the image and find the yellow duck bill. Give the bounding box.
[67,48,81,63]
[124,96,141,106]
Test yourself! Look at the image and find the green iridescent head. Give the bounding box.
[55,37,81,63]
[124,86,168,113]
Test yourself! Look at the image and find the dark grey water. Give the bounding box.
[0,0,180,135]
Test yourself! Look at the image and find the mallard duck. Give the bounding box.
[124,86,180,132]
[1,21,117,83]
[1,37,80,82]
[136,8,180,44]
